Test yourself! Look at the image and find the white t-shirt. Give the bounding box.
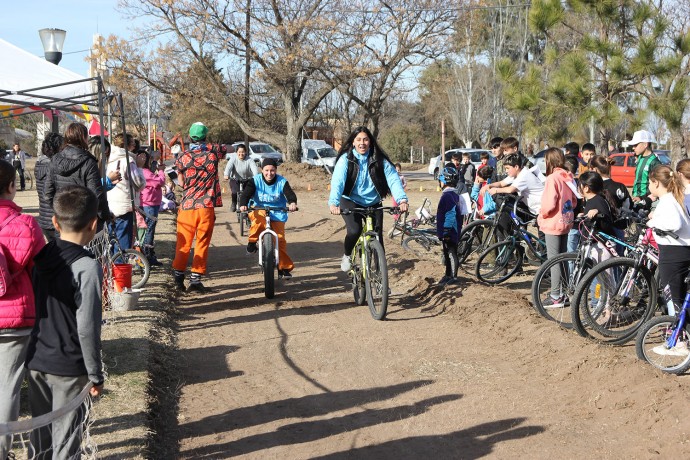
[512,167,545,214]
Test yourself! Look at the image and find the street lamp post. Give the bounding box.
[39,28,67,133]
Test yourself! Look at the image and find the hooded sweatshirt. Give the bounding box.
[106,146,146,217]
[538,167,576,235]
[26,239,104,385]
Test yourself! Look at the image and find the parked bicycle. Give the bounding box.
[474,198,546,284]
[570,227,663,345]
[531,217,634,328]
[16,169,33,190]
[636,272,690,374]
[342,206,399,320]
[247,205,296,299]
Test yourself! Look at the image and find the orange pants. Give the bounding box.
[248,210,294,271]
[172,207,216,274]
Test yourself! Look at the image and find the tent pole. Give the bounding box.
[51,109,59,133]
[97,76,107,181]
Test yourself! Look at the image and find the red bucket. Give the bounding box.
[112,263,133,292]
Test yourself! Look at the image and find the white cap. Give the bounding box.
[623,130,656,147]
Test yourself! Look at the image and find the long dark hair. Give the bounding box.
[336,126,393,164]
[42,133,63,158]
[579,171,618,212]
[589,155,614,176]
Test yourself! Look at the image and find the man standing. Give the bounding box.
[11,143,26,191]
[628,130,661,209]
[172,122,222,292]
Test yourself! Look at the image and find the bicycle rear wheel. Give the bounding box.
[475,240,523,284]
[573,257,657,344]
[364,239,388,320]
[263,236,275,298]
[636,316,690,374]
[402,234,432,256]
[113,249,150,289]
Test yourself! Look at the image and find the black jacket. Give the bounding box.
[26,239,104,384]
[34,156,54,231]
[341,150,391,200]
[46,145,110,223]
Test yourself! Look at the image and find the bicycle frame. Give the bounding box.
[353,213,379,280]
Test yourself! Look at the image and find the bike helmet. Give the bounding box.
[438,166,459,187]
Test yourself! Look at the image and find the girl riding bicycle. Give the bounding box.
[224,144,259,212]
[239,159,297,279]
[328,126,408,272]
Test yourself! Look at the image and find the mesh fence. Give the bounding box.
[0,384,96,460]
[85,230,124,314]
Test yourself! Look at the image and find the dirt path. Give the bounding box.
[173,169,690,459]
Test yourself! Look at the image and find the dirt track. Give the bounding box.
[150,166,690,458]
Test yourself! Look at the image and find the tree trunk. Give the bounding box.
[670,127,687,164]
[284,92,303,163]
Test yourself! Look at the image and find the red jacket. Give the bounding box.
[0,200,45,329]
[538,168,576,235]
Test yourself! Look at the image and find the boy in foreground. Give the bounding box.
[26,185,104,459]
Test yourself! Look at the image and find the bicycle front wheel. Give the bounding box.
[475,240,523,284]
[636,316,690,374]
[240,213,248,237]
[573,257,657,344]
[263,237,275,299]
[364,239,388,320]
[457,220,503,270]
[402,234,432,256]
[113,249,150,289]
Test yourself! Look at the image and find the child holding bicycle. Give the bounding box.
[239,158,298,279]
[436,167,463,285]
[647,165,690,309]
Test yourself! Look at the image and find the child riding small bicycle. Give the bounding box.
[239,159,298,279]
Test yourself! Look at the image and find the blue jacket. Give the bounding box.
[471,183,497,216]
[437,188,463,243]
[328,149,407,207]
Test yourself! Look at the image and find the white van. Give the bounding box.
[302,140,338,170]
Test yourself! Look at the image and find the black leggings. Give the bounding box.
[443,240,459,278]
[658,245,690,307]
[340,198,384,255]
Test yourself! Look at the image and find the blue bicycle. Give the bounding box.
[636,272,690,374]
[474,198,546,284]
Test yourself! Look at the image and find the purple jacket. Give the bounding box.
[141,169,166,206]
[0,200,45,329]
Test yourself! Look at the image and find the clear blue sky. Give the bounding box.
[4,0,134,76]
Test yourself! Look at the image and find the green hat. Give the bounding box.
[189,122,208,142]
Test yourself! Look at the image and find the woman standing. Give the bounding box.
[537,148,576,307]
[35,133,62,241]
[45,123,111,230]
[140,151,166,266]
[328,126,408,271]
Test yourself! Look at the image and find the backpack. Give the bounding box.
[0,213,20,297]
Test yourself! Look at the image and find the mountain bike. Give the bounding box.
[636,272,690,374]
[570,227,662,345]
[342,206,399,320]
[474,199,546,284]
[531,218,633,328]
[248,205,295,299]
[237,180,252,237]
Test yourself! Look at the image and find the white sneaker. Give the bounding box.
[652,341,689,357]
[341,255,351,272]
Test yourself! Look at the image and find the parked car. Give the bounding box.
[226,141,283,165]
[428,148,490,180]
[609,150,671,187]
[301,139,338,170]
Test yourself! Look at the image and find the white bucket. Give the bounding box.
[111,288,142,311]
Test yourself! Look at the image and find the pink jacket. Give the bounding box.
[0,200,45,329]
[538,168,576,235]
[141,169,166,206]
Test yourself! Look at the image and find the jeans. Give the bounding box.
[0,333,31,459]
[111,212,133,253]
[567,228,580,253]
[142,205,160,256]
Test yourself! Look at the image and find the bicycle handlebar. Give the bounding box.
[341,206,401,216]
[248,205,298,212]
[653,228,680,240]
